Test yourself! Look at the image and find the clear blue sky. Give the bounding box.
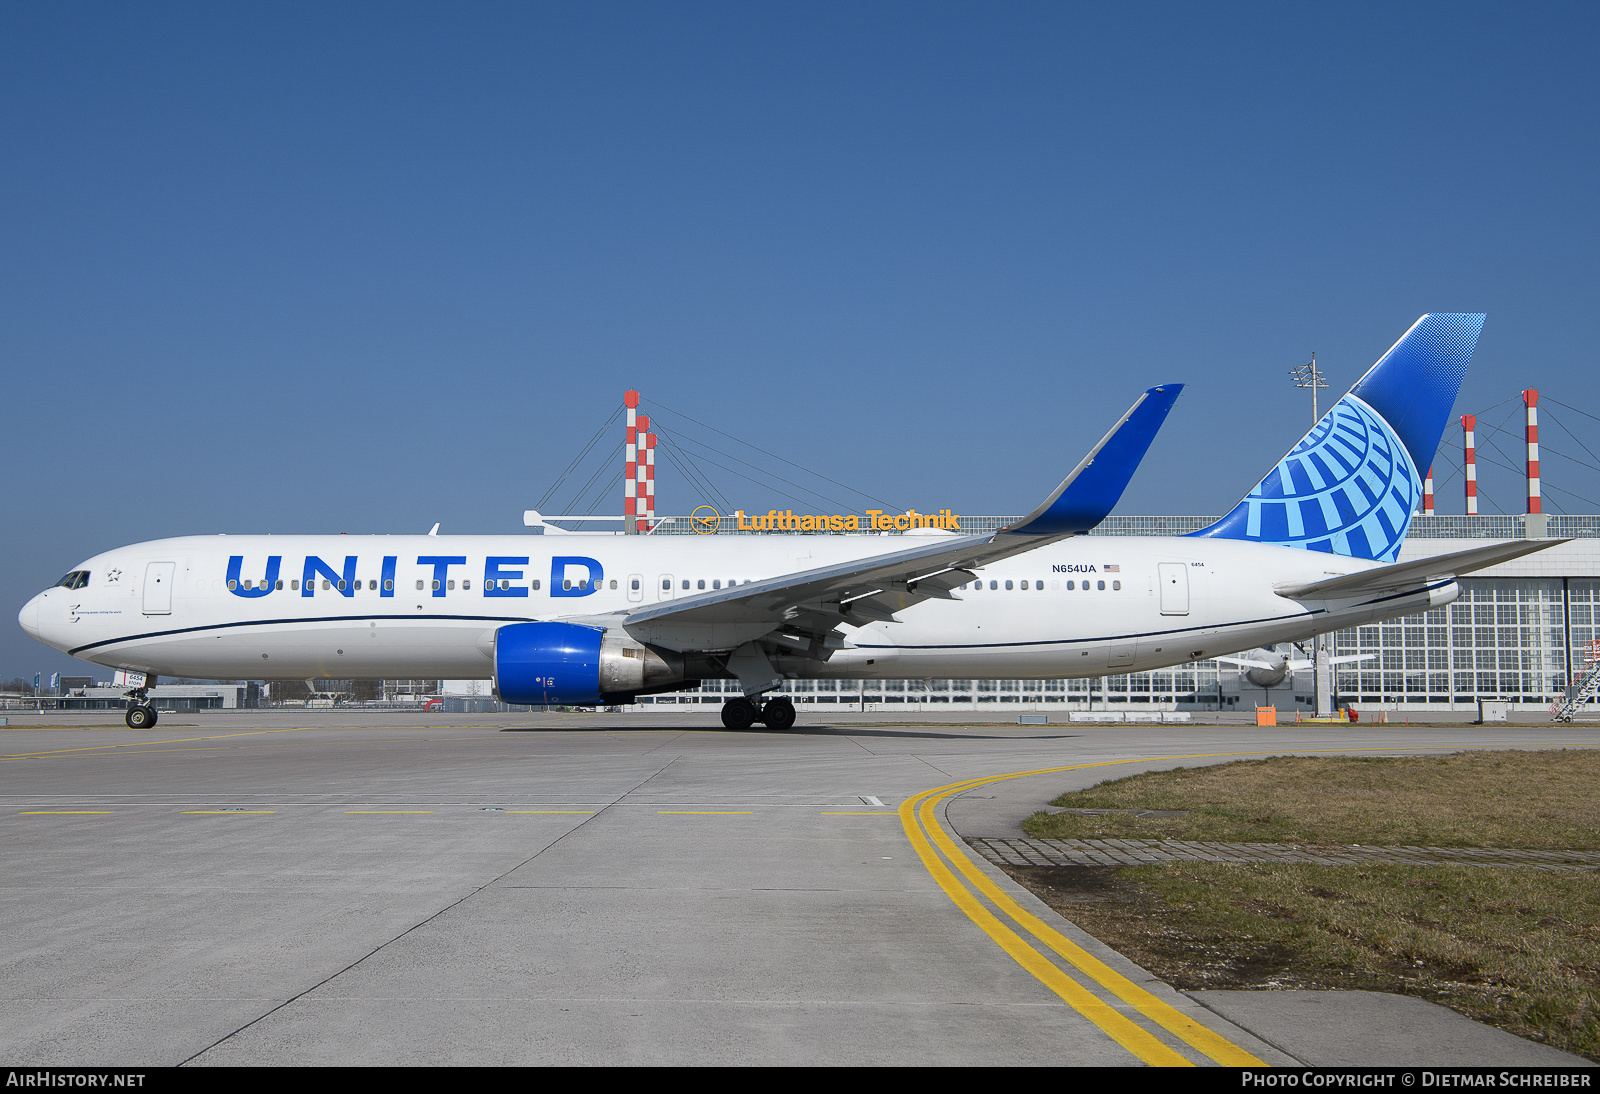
[4,1,1598,680]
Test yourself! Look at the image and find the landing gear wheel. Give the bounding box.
[760,697,796,730]
[125,704,157,729]
[720,699,758,731]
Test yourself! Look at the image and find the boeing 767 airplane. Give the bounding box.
[19,314,1558,730]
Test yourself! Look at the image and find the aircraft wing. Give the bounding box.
[610,384,1182,652]
[1273,538,1565,600]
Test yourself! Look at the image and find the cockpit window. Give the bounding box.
[55,571,90,590]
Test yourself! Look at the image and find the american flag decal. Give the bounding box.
[1104,564,1120,572]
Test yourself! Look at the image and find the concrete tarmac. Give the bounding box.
[0,711,1592,1066]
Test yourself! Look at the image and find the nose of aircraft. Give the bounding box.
[18,593,42,641]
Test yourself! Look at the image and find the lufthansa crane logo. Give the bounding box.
[691,506,721,534]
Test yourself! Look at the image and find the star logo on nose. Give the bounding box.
[106,569,122,583]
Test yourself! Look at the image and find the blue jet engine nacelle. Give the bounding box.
[493,621,684,705]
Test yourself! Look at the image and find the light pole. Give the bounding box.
[1289,353,1329,424]
[1290,352,1333,716]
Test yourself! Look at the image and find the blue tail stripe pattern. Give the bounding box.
[1190,314,1484,562]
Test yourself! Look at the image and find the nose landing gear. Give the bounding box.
[719,695,797,731]
[123,681,158,728]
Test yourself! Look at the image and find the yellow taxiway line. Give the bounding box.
[899,754,1297,1067]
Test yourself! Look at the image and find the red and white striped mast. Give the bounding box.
[643,425,657,532]
[1423,466,1435,515]
[1461,414,1478,516]
[624,390,640,534]
[635,413,651,533]
[1523,389,1541,516]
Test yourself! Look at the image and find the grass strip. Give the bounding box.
[1008,748,1600,1061]
[1022,749,1600,850]
[1003,860,1600,1062]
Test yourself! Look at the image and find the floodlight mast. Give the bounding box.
[1289,350,1334,718]
[1289,352,1329,423]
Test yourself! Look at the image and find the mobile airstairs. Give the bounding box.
[1552,639,1600,722]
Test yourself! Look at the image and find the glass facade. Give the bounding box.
[1571,580,1598,651]
[639,668,1237,710]
[1334,579,1570,704]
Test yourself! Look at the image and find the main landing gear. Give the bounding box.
[719,696,797,731]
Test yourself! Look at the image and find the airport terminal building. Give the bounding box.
[628,514,1600,716]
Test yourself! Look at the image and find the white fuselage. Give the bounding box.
[18,532,1454,684]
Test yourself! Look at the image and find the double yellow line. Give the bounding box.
[899,762,1265,1068]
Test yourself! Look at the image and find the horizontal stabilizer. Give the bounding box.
[1274,539,1564,600]
[1003,384,1183,536]
[1214,656,1279,670]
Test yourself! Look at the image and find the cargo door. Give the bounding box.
[1158,563,1189,616]
[143,562,176,615]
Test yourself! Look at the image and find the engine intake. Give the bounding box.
[493,622,683,705]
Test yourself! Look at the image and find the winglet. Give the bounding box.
[1002,384,1183,536]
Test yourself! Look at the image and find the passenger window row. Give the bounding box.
[225,576,651,594]
[960,579,1121,591]
[226,575,1125,595]
[227,578,562,592]
[661,579,752,592]
[223,573,1122,597]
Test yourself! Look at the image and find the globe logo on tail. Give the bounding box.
[1229,393,1422,562]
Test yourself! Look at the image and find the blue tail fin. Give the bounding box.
[1189,314,1485,562]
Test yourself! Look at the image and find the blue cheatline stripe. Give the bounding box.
[848,608,1324,650]
[853,580,1454,651]
[69,581,1451,659]
[67,613,538,656]
[74,607,1326,659]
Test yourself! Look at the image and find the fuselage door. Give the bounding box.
[143,562,176,615]
[657,574,675,601]
[1109,638,1137,668]
[1158,562,1190,616]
